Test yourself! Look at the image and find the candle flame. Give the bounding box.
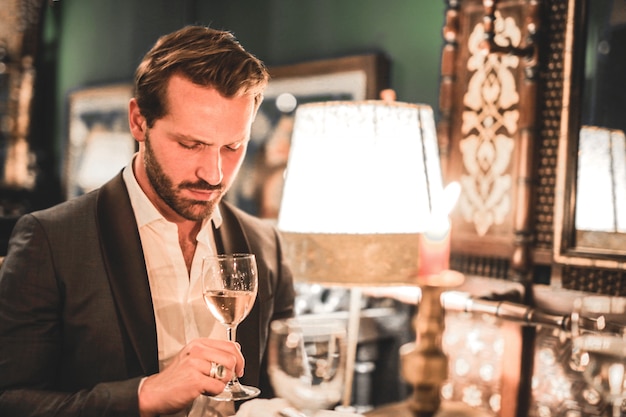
[442,182,461,216]
[427,181,461,232]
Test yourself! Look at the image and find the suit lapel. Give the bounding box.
[214,203,250,255]
[216,203,262,386]
[97,173,158,375]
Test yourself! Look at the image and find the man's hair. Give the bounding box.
[134,25,269,128]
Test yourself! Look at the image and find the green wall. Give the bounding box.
[41,0,446,198]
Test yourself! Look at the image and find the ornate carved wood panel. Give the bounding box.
[438,0,541,282]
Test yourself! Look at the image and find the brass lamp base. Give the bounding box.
[367,271,490,417]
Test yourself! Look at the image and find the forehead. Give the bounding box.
[169,74,253,107]
[157,75,256,138]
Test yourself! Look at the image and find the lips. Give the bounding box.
[185,187,221,201]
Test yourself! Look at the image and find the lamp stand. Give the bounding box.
[338,287,363,412]
[366,271,489,417]
[400,274,457,416]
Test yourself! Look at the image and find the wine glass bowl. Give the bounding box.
[201,253,260,401]
[268,317,347,416]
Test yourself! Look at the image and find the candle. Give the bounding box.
[418,217,451,277]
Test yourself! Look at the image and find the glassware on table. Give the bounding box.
[571,296,626,417]
[201,253,260,401]
[268,316,347,416]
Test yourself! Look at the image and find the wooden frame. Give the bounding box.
[64,83,135,200]
[440,0,626,292]
[551,0,626,294]
[436,2,625,417]
[225,54,390,218]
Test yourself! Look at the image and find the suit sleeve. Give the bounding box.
[270,227,296,322]
[0,214,142,417]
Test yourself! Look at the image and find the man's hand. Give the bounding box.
[138,338,244,417]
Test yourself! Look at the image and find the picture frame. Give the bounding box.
[64,83,136,200]
[226,53,390,218]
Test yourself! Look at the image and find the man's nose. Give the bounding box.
[198,148,223,185]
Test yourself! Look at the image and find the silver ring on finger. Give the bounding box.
[209,361,226,379]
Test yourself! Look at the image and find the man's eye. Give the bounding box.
[180,142,202,150]
[226,143,243,152]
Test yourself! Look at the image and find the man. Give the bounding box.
[0,25,295,417]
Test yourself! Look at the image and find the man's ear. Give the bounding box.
[128,98,147,142]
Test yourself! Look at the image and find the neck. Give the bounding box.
[178,220,202,274]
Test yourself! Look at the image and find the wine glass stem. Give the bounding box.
[225,325,244,392]
[227,326,234,342]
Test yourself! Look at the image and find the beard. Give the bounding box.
[143,132,224,221]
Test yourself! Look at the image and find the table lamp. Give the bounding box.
[277,97,463,415]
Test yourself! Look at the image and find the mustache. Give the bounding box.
[179,181,224,192]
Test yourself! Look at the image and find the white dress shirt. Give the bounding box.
[123,160,234,416]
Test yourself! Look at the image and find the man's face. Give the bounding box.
[131,74,257,221]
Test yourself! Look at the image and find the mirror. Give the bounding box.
[554,0,626,272]
[575,0,626,252]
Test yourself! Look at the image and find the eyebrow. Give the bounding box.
[169,131,248,147]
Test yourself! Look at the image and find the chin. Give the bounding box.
[182,201,218,221]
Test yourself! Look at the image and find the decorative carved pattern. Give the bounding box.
[440,0,540,281]
[458,11,520,237]
[442,311,505,417]
[534,0,568,250]
[450,253,510,278]
[560,265,626,296]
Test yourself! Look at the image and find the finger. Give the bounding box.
[235,352,245,377]
[184,339,238,360]
[196,338,238,352]
[201,340,244,372]
[208,361,228,380]
[190,354,236,383]
[233,342,245,376]
[182,339,245,378]
[203,360,232,382]
[210,349,243,377]
[199,375,228,397]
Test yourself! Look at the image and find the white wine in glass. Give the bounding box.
[202,253,260,401]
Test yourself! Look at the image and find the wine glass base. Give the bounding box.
[209,384,261,402]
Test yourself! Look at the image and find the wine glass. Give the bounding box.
[201,253,260,401]
[571,296,626,417]
[268,316,347,416]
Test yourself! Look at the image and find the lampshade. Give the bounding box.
[277,100,444,285]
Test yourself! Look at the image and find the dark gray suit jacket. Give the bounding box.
[0,173,295,416]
